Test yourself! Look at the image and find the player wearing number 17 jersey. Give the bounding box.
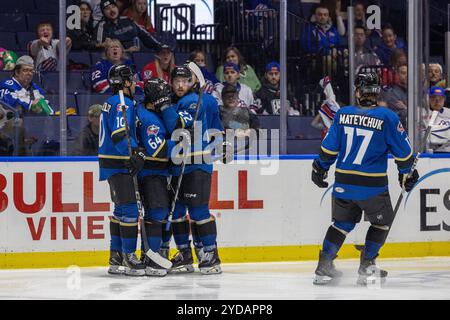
[311,72,420,286]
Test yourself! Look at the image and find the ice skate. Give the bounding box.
[357,254,388,286]
[122,252,146,276]
[194,246,205,263]
[199,248,222,275]
[169,247,195,274]
[313,251,343,285]
[141,254,170,277]
[107,250,124,275]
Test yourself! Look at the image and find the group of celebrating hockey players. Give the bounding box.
[99,62,225,277]
[98,55,431,286]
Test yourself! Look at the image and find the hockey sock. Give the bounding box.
[190,220,203,249]
[322,223,352,259]
[120,221,139,254]
[161,221,172,250]
[144,219,163,253]
[195,218,218,252]
[364,225,390,260]
[172,218,190,249]
[109,216,122,252]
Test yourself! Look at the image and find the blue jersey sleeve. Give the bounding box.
[385,114,414,174]
[0,81,32,111]
[318,112,341,170]
[108,97,138,155]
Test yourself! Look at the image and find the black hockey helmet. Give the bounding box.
[143,78,171,107]
[170,65,192,82]
[108,64,134,88]
[355,72,381,107]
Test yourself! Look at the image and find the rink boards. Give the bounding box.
[0,156,449,269]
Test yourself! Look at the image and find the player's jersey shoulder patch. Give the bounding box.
[102,103,112,113]
[147,124,160,136]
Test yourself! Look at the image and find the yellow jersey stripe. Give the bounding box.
[98,154,130,160]
[321,146,339,156]
[111,127,126,137]
[152,140,166,158]
[394,151,413,162]
[336,169,387,177]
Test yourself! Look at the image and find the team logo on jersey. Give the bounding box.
[188,103,197,111]
[397,122,405,133]
[102,103,111,113]
[147,124,160,136]
[144,70,153,79]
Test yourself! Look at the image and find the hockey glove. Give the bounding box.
[399,169,419,193]
[126,148,146,176]
[312,160,329,188]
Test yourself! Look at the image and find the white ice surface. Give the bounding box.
[0,258,449,300]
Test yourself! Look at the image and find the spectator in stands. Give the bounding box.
[0,104,14,156]
[29,22,72,72]
[216,46,261,92]
[374,24,407,66]
[95,0,162,52]
[428,86,450,153]
[301,5,341,55]
[255,62,299,115]
[68,1,102,51]
[0,56,54,116]
[354,26,381,74]
[189,49,219,94]
[318,0,346,36]
[354,0,382,47]
[220,84,260,136]
[122,0,155,34]
[91,38,143,94]
[380,63,408,128]
[0,48,18,71]
[141,42,176,83]
[71,104,102,156]
[428,63,446,88]
[213,62,258,113]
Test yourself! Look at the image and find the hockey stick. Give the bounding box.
[165,62,206,232]
[119,90,172,269]
[393,110,440,215]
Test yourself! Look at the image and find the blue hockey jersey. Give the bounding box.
[0,77,53,114]
[136,105,176,178]
[317,105,414,200]
[98,93,138,181]
[161,92,212,176]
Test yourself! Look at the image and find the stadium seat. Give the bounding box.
[33,0,59,14]
[0,32,18,50]
[0,71,11,83]
[67,115,89,139]
[67,72,90,94]
[17,32,36,51]
[2,0,36,13]
[287,116,322,140]
[40,72,61,94]
[0,14,28,32]
[26,14,59,33]
[90,52,103,65]
[23,115,61,156]
[75,94,107,116]
[68,51,92,68]
[132,52,155,71]
[45,93,77,113]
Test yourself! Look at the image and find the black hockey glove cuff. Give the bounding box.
[399,169,419,193]
[126,148,146,176]
[312,160,329,189]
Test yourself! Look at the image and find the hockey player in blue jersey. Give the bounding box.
[98,64,146,276]
[311,72,420,285]
[134,78,178,277]
[159,65,223,275]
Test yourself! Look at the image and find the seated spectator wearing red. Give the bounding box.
[94,0,161,52]
[255,62,299,115]
[122,0,155,34]
[216,46,261,92]
[213,62,258,113]
[91,38,143,94]
[29,22,72,72]
[374,24,407,66]
[0,56,54,116]
[141,42,176,83]
[188,49,218,94]
[300,4,341,56]
[68,1,102,51]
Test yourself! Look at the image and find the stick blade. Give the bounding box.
[187,62,206,88]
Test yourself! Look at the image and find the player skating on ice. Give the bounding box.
[311,72,419,286]
[160,65,222,275]
[98,64,146,276]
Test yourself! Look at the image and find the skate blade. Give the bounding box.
[145,268,168,277]
[357,275,387,286]
[107,265,125,275]
[200,265,222,275]
[123,267,146,277]
[168,265,195,274]
[313,275,334,285]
